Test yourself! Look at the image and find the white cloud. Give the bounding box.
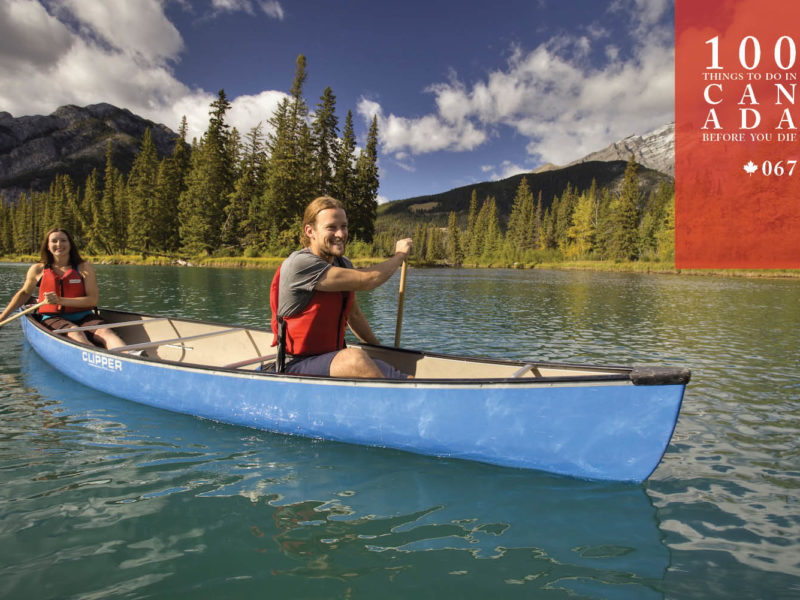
[212,0,284,19]
[358,97,487,155]
[481,160,530,182]
[258,1,284,20]
[358,1,674,166]
[59,0,183,64]
[0,0,286,142]
[0,0,73,68]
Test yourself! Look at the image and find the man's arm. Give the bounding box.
[316,238,412,292]
[347,297,380,345]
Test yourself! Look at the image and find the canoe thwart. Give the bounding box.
[52,317,169,334]
[630,366,691,386]
[512,363,542,378]
[113,327,242,352]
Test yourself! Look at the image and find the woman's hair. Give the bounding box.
[300,196,345,247]
[39,227,83,268]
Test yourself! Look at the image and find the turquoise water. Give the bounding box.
[1,264,798,598]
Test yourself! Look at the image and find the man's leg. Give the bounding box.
[329,348,385,379]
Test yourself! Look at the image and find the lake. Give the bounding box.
[1,263,798,599]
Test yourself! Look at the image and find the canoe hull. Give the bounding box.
[21,315,686,482]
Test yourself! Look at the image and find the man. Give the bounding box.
[270,196,413,378]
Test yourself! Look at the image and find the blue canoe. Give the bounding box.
[20,308,690,482]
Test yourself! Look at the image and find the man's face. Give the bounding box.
[306,208,348,261]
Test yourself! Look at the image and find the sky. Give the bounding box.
[0,0,675,202]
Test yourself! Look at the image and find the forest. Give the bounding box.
[0,55,675,267]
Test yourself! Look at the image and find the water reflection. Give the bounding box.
[14,344,669,599]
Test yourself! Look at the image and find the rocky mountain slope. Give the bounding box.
[566,122,674,176]
[0,103,178,203]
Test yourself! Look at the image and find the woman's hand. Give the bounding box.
[44,291,59,304]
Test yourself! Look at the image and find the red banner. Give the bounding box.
[675,0,800,268]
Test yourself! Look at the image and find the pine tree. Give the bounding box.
[481,197,502,263]
[127,128,159,253]
[224,124,267,251]
[566,192,595,259]
[352,115,379,242]
[311,86,339,195]
[179,90,236,254]
[264,55,314,233]
[332,110,356,214]
[609,157,641,261]
[505,177,535,261]
[156,117,190,252]
[555,183,577,253]
[655,194,675,262]
[447,211,464,266]
[98,141,123,252]
[82,169,102,253]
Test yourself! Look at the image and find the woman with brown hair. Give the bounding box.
[0,227,126,349]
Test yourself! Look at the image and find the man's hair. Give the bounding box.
[301,196,345,247]
[39,227,83,268]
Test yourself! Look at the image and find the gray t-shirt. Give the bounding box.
[277,248,353,317]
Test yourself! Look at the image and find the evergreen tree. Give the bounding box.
[98,141,124,252]
[332,110,356,214]
[505,177,535,260]
[655,194,676,262]
[264,55,313,233]
[12,193,33,253]
[156,117,190,252]
[446,211,464,266]
[127,128,159,252]
[82,169,102,253]
[481,197,502,262]
[467,189,478,235]
[352,115,379,242]
[566,192,595,259]
[311,86,339,195]
[413,222,427,259]
[609,157,641,261]
[224,124,267,251]
[179,90,236,254]
[555,183,577,253]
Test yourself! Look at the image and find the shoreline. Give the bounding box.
[1,254,798,279]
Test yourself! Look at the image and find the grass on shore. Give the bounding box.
[1,253,798,278]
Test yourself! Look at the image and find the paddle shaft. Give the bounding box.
[0,301,46,328]
[394,260,408,347]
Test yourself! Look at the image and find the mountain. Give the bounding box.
[566,122,674,176]
[377,123,674,229]
[378,160,672,229]
[0,103,179,203]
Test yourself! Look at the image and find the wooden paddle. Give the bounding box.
[394,259,408,347]
[0,301,46,328]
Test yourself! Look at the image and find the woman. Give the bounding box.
[0,227,126,350]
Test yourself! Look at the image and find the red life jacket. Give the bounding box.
[270,263,354,357]
[38,266,91,315]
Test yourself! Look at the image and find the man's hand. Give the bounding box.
[395,238,413,257]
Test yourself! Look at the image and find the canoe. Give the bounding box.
[19,307,690,482]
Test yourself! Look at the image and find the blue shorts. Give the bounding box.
[285,351,408,379]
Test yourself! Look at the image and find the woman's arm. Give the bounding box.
[0,264,43,322]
